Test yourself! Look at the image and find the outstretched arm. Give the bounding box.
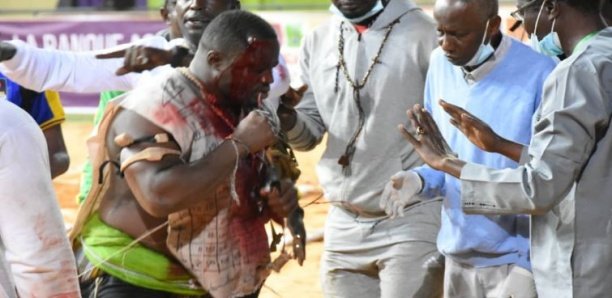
[0,36,167,93]
[439,99,524,162]
[111,109,279,217]
[401,65,610,215]
[399,104,466,178]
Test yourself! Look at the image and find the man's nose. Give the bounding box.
[262,69,274,84]
[439,35,455,53]
[188,0,203,10]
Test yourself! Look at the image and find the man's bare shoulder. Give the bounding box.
[106,108,177,158]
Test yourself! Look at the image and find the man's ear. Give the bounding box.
[160,8,170,24]
[207,50,225,71]
[489,15,502,34]
[545,0,561,21]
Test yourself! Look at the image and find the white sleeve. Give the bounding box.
[0,36,169,93]
[0,118,80,297]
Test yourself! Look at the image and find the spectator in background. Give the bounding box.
[156,0,181,40]
[0,98,80,297]
[0,73,69,178]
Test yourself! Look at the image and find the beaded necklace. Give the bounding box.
[334,18,400,176]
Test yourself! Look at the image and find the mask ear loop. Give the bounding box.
[482,19,491,46]
[550,18,557,35]
[600,0,609,27]
[533,1,547,38]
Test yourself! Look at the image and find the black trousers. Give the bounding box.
[80,273,261,298]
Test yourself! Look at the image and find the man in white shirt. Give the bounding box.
[0,98,80,297]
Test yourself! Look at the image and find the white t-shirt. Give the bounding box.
[0,98,80,297]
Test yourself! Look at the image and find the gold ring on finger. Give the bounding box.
[137,55,149,64]
[416,126,425,136]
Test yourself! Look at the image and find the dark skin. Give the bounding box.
[604,0,612,24]
[95,0,240,74]
[438,0,609,164]
[439,100,523,162]
[99,39,299,257]
[160,0,182,40]
[44,124,70,178]
[434,0,502,67]
[400,1,607,179]
[95,0,185,76]
[176,0,240,52]
[206,39,277,105]
[515,0,551,39]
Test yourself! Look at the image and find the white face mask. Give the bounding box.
[329,0,385,24]
[464,19,495,67]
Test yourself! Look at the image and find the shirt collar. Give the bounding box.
[462,34,512,85]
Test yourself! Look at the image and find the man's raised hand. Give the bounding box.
[233,111,277,153]
[399,104,466,178]
[439,99,500,153]
[96,45,173,76]
[277,84,308,131]
[439,99,523,162]
[280,84,308,108]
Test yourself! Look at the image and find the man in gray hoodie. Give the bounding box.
[278,0,441,296]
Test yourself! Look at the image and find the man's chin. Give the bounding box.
[185,32,204,48]
[445,55,468,66]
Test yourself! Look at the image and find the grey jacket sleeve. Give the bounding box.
[460,63,610,215]
[286,33,326,151]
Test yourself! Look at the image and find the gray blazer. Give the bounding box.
[459,28,612,298]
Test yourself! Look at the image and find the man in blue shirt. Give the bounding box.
[379,0,555,296]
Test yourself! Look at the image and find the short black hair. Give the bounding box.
[198,10,277,58]
[528,0,602,13]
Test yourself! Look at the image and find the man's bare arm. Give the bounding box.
[42,124,70,179]
[109,109,277,217]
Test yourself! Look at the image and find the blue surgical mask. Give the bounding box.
[530,2,564,57]
[329,0,385,24]
[464,19,495,67]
